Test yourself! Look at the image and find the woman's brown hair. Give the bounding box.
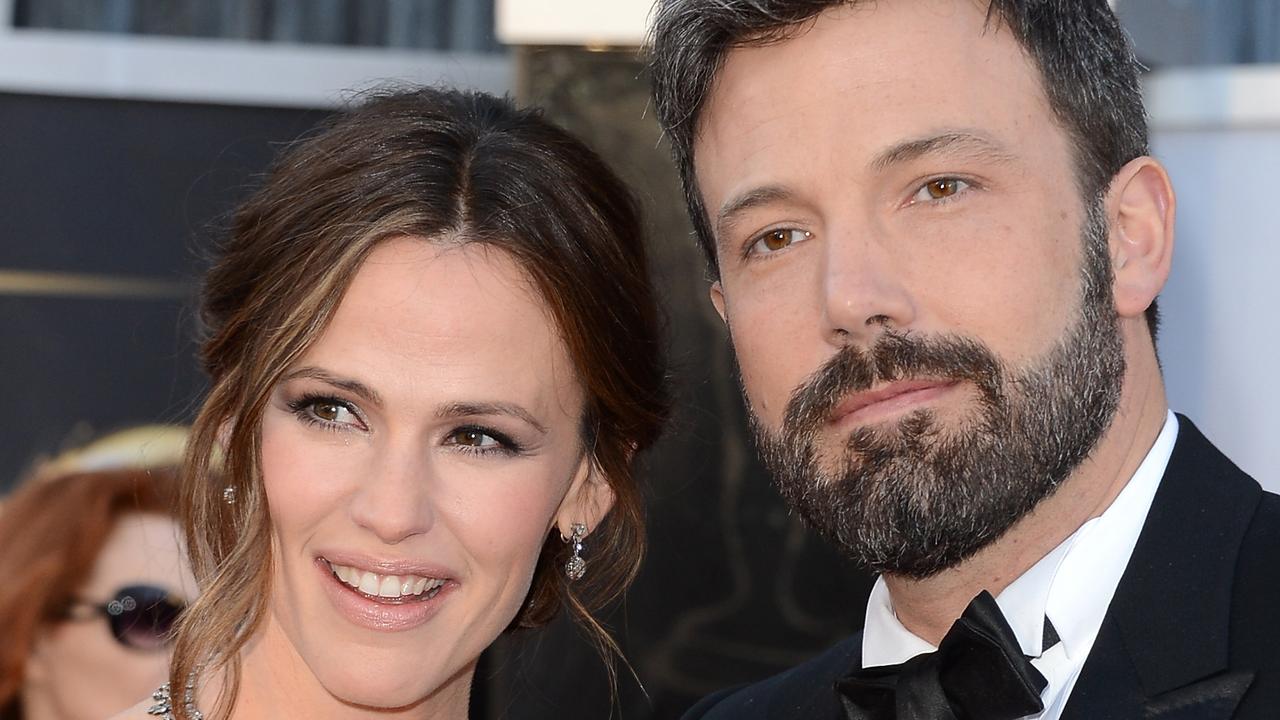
[172,86,670,717]
[0,435,182,720]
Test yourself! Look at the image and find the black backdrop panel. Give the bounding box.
[0,92,327,487]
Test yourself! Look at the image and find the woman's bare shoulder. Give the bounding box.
[109,695,164,720]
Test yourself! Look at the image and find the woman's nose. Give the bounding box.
[348,444,436,545]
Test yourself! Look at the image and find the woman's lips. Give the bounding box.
[315,557,454,632]
[828,379,959,427]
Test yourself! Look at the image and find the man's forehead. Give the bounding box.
[692,0,1055,184]
[712,130,1019,239]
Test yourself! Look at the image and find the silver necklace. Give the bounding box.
[146,675,204,720]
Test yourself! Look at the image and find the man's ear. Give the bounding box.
[554,453,616,540]
[1106,156,1176,320]
[709,280,728,325]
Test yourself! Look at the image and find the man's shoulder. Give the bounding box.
[1209,460,1280,714]
[1153,415,1280,601]
[1232,486,1280,632]
[1079,415,1280,716]
[1167,415,1280,544]
[681,633,861,720]
[1242,485,1280,550]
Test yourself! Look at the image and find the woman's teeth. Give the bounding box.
[326,561,446,600]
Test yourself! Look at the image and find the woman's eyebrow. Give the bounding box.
[281,366,384,408]
[436,401,548,434]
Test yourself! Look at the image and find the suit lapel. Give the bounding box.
[1140,672,1254,720]
[1063,417,1260,720]
[768,633,862,720]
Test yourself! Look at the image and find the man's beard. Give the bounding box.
[748,202,1126,579]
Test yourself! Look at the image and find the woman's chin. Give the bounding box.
[315,661,472,712]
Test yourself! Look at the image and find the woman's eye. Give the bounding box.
[312,402,346,422]
[288,395,363,430]
[449,429,499,448]
[748,228,812,256]
[912,177,971,203]
[444,426,523,456]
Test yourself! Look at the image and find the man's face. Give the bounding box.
[693,0,1126,576]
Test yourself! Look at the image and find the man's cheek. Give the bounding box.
[734,346,789,426]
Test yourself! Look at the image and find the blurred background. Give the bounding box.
[1,0,1277,718]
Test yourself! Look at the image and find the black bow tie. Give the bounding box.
[836,591,1047,720]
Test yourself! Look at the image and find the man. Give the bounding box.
[648,1,1280,718]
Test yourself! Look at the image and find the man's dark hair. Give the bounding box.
[647,0,1159,339]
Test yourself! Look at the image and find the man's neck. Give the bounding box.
[883,349,1170,646]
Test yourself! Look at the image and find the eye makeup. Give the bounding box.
[443,425,528,457]
[287,392,367,433]
[283,390,530,457]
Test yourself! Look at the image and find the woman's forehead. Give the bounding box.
[297,237,584,421]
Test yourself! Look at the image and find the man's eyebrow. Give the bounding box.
[870,131,1017,173]
[282,366,384,407]
[437,401,548,434]
[715,184,797,243]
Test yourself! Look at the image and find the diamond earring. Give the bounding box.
[564,523,587,581]
[222,486,236,505]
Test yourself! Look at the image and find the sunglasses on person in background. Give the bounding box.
[63,584,185,650]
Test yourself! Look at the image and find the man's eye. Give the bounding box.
[912,177,971,203]
[749,228,812,256]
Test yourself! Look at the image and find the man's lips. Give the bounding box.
[828,379,959,426]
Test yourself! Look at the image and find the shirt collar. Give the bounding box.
[862,411,1179,667]
[1042,410,1179,661]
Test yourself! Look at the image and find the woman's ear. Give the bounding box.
[217,416,238,445]
[710,280,727,326]
[1106,156,1176,321]
[554,454,616,540]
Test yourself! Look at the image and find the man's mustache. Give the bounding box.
[781,332,1005,433]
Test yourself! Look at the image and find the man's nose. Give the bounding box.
[349,440,436,545]
[820,223,916,347]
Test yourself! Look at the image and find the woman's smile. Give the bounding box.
[325,561,447,603]
[314,557,456,633]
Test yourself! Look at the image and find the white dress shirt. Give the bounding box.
[861,411,1180,719]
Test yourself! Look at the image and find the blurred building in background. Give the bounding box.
[1119,0,1280,65]
[13,0,501,50]
[1,1,1277,718]
[1115,1,1280,501]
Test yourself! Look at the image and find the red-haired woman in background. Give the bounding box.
[0,426,194,720]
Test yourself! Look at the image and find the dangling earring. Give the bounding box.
[222,486,236,505]
[564,522,587,581]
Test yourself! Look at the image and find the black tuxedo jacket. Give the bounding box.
[682,416,1280,719]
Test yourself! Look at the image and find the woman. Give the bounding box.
[0,426,193,720]
[132,87,669,719]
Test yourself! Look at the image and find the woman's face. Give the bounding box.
[23,512,193,720]
[255,237,610,712]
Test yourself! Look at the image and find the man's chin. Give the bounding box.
[811,405,975,470]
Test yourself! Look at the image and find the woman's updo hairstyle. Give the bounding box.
[171,87,669,717]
